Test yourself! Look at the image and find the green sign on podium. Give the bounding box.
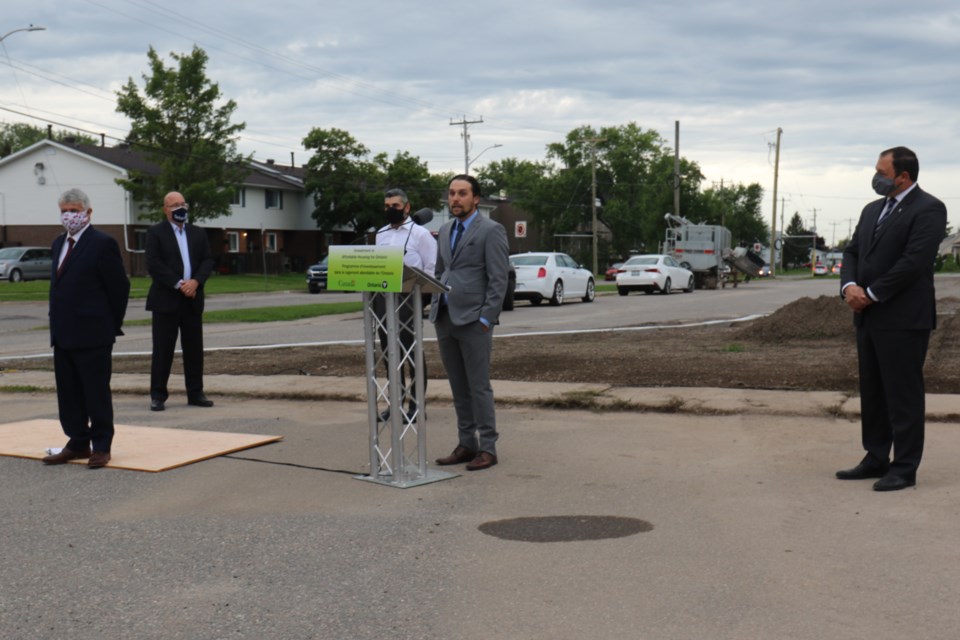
[327,245,404,292]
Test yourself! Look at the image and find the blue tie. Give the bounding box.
[451,221,464,255]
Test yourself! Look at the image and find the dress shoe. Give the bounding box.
[873,473,916,492]
[42,448,91,465]
[150,398,165,412]
[465,451,498,471]
[435,446,476,466]
[187,393,214,407]
[87,451,111,469]
[836,462,888,480]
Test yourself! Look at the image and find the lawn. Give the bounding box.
[0,272,310,303]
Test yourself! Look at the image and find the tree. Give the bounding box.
[697,182,768,247]
[115,46,249,222]
[783,212,825,267]
[0,122,97,158]
[303,128,445,234]
[541,123,705,262]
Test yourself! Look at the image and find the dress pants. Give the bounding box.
[434,306,498,455]
[150,297,205,401]
[53,344,115,453]
[856,327,929,474]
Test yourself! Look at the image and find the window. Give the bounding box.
[265,189,283,210]
[227,231,239,253]
[265,232,277,253]
[231,188,246,207]
[134,229,147,251]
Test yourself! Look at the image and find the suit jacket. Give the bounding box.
[49,226,130,349]
[430,213,509,326]
[145,221,215,314]
[841,185,947,330]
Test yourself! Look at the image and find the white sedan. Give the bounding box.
[616,254,695,295]
[510,252,596,306]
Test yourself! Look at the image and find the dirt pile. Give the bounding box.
[737,295,852,342]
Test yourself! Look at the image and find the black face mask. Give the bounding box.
[385,207,405,225]
[171,207,189,223]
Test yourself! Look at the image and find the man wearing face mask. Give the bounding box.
[43,188,130,469]
[145,191,216,411]
[373,188,438,422]
[838,147,947,491]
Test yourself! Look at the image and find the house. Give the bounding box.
[0,139,327,276]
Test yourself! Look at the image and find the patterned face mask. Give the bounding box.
[60,210,90,235]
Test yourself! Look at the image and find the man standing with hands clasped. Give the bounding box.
[44,188,130,469]
[430,175,509,471]
[146,191,216,411]
[838,146,947,491]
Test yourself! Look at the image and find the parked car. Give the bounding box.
[831,262,842,275]
[616,254,694,295]
[813,262,828,276]
[306,256,328,293]
[604,262,624,281]
[0,246,53,282]
[509,252,596,306]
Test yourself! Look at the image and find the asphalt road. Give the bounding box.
[3,275,960,361]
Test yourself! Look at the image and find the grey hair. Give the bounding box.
[384,188,409,205]
[58,188,91,210]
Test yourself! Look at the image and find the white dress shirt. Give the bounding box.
[376,217,437,275]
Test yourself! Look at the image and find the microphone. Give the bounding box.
[412,208,434,225]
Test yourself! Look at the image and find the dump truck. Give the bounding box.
[661,214,762,289]
[661,214,731,289]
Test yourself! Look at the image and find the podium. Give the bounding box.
[355,265,453,488]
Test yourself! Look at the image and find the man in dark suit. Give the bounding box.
[838,147,947,491]
[145,191,216,411]
[43,188,130,469]
[430,175,510,471]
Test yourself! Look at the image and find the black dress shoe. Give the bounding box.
[150,398,165,412]
[873,474,916,492]
[187,393,214,407]
[836,462,888,480]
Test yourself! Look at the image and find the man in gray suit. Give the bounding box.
[431,175,510,471]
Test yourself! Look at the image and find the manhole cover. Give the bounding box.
[478,515,653,542]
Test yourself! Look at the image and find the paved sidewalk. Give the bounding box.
[4,368,960,420]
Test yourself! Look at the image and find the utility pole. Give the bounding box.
[588,137,606,278]
[450,115,484,175]
[829,221,840,247]
[673,121,681,218]
[810,207,819,274]
[769,127,782,277]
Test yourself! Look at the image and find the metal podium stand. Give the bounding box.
[355,265,454,488]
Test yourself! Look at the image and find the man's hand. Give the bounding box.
[844,284,873,312]
[179,278,200,299]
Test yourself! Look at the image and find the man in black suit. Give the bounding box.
[838,147,947,491]
[145,191,216,411]
[43,188,130,469]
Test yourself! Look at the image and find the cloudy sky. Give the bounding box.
[2,0,959,244]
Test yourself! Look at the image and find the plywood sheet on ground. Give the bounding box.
[0,419,282,472]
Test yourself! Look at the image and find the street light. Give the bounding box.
[466,143,502,173]
[0,24,46,44]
